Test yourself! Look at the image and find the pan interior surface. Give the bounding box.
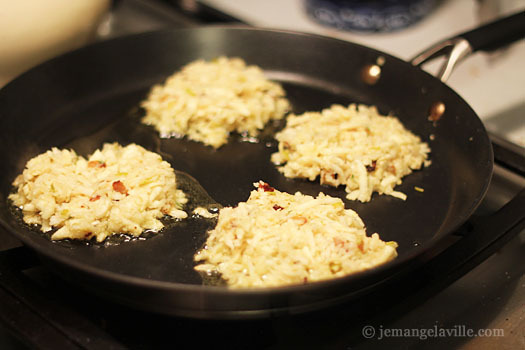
[0,27,492,313]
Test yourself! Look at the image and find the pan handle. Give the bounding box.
[461,10,525,52]
[410,10,525,82]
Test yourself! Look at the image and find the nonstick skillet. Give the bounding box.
[0,12,523,319]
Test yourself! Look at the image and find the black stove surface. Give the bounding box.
[1,1,524,349]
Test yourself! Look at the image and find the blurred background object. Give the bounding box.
[303,0,439,33]
[0,0,111,87]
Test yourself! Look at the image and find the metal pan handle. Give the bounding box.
[411,10,525,82]
[461,10,525,52]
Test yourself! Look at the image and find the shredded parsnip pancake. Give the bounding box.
[195,182,397,288]
[271,104,431,202]
[141,57,290,148]
[9,143,187,242]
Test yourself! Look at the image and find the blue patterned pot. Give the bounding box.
[304,0,439,33]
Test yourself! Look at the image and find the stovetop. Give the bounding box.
[0,1,524,349]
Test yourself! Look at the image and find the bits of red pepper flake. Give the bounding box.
[112,180,128,195]
[366,160,377,172]
[357,240,365,252]
[303,277,308,283]
[89,195,101,202]
[333,237,344,246]
[88,160,106,168]
[258,182,274,192]
[388,164,397,174]
[333,237,351,252]
[273,204,284,211]
[292,215,307,225]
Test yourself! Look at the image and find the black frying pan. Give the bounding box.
[0,11,523,319]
